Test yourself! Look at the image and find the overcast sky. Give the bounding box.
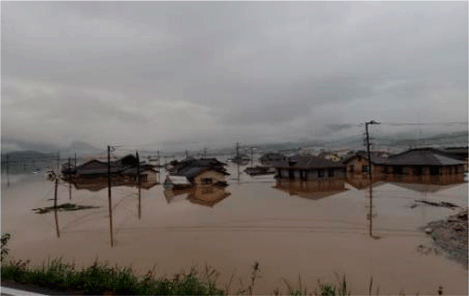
[2,1,468,151]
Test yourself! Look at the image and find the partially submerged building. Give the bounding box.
[244,165,276,176]
[259,153,286,166]
[273,154,346,181]
[442,146,468,172]
[381,148,465,178]
[371,148,466,186]
[317,152,341,162]
[342,151,388,176]
[69,154,159,184]
[165,157,230,188]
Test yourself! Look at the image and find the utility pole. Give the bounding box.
[107,145,114,247]
[136,151,141,220]
[365,120,380,238]
[68,158,72,200]
[56,151,60,172]
[236,142,240,182]
[6,154,10,187]
[157,150,161,183]
[250,147,254,167]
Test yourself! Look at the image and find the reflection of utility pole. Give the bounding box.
[54,176,60,238]
[107,145,114,247]
[54,206,60,239]
[366,120,380,238]
[136,151,141,220]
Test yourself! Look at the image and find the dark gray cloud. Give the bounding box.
[1,2,467,151]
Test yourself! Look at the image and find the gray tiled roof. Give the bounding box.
[173,166,208,180]
[273,155,345,169]
[384,148,465,166]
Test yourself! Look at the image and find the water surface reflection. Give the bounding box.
[164,186,231,208]
[274,178,348,200]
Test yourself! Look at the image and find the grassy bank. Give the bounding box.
[1,258,224,295]
[1,257,357,296]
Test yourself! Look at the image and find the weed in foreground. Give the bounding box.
[1,258,224,295]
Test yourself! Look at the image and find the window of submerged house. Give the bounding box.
[318,169,324,178]
[328,169,334,177]
[202,178,213,185]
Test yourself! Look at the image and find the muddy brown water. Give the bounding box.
[2,162,468,295]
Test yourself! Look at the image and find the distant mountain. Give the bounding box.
[1,150,56,162]
[66,141,98,151]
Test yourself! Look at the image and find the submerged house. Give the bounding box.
[442,146,468,172]
[259,153,286,166]
[165,157,230,188]
[342,151,388,176]
[317,152,341,163]
[381,148,465,183]
[244,166,276,176]
[273,154,346,181]
[71,154,158,183]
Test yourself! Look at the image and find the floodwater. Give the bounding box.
[1,160,468,295]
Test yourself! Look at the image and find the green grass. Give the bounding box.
[1,258,224,295]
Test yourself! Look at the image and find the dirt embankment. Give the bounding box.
[423,209,468,268]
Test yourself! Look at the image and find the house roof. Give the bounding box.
[173,166,229,181]
[260,153,286,160]
[121,166,158,175]
[75,155,155,176]
[273,154,345,169]
[342,151,387,165]
[178,158,227,167]
[384,148,465,166]
[442,147,468,160]
[173,166,209,180]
